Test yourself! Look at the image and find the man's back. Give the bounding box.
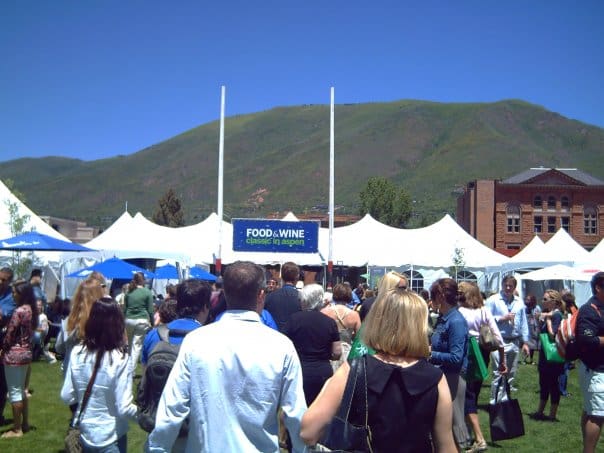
[265,285,301,332]
[148,310,306,452]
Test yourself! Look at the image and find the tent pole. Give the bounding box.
[328,87,335,287]
[216,85,225,274]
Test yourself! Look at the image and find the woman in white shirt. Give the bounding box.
[61,296,137,452]
[458,282,507,453]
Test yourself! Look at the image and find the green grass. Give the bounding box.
[0,361,146,452]
[0,356,598,452]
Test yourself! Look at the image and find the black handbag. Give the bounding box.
[311,356,373,453]
[65,351,102,453]
[488,375,525,442]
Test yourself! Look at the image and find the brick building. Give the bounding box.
[456,168,604,253]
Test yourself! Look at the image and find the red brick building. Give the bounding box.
[456,168,604,253]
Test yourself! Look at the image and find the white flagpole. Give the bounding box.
[217,85,225,274]
[328,87,335,285]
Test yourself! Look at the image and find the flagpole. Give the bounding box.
[328,87,334,286]
[216,85,225,274]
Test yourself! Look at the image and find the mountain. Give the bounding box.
[1,99,603,230]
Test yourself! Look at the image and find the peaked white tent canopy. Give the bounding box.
[500,235,547,273]
[0,179,71,240]
[519,264,594,282]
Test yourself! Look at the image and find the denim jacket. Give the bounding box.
[430,306,468,374]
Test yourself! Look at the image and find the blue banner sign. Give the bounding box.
[232,219,320,253]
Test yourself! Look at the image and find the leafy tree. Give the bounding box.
[358,177,412,227]
[152,188,185,227]
[3,179,35,278]
[449,246,465,281]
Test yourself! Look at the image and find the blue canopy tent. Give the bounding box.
[189,267,217,282]
[154,264,180,279]
[154,264,217,282]
[67,257,156,280]
[0,231,94,252]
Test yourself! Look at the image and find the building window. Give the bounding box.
[547,196,556,211]
[548,216,556,233]
[534,216,543,233]
[561,196,570,211]
[402,270,424,293]
[561,216,570,232]
[584,206,597,235]
[533,195,543,210]
[456,270,477,283]
[506,204,520,233]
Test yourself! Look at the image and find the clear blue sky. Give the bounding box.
[1,1,603,162]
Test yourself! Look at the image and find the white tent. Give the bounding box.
[519,264,594,281]
[0,179,71,240]
[501,235,549,273]
[545,228,591,263]
[591,238,604,260]
[338,214,509,291]
[500,229,590,274]
[81,211,189,262]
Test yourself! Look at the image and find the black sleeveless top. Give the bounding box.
[348,355,442,452]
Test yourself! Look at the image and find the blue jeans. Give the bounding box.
[82,434,127,453]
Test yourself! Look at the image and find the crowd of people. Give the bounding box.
[0,263,603,452]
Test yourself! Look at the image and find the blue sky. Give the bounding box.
[1,1,603,162]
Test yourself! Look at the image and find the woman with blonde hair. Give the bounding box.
[458,282,506,452]
[302,289,456,452]
[530,289,566,421]
[56,276,107,383]
[358,271,408,321]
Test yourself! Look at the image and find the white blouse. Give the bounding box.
[61,345,137,447]
[459,306,505,348]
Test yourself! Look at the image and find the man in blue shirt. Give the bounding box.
[141,279,211,366]
[0,267,15,424]
[486,275,530,402]
[147,261,306,452]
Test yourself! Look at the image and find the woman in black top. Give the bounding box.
[301,288,456,452]
[284,284,341,406]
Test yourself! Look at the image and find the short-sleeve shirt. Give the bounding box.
[284,311,339,362]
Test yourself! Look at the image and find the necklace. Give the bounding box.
[375,352,417,367]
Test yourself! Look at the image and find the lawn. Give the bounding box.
[0,357,598,452]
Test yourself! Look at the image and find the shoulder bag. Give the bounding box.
[311,356,373,452]
[65,351,103,453]
[479,308,499,352]
[539,332,564,364]
[466,336,489,382]
[489,375,525,442]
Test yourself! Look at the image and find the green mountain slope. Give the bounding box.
[1,99,603,229]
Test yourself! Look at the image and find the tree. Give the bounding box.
[152,188,185,227]
[449,246,466,281]
[3,179,35,278]
[358,177,412,227]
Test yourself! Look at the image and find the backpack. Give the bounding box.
[556,303,601,361]
[136,324,193,434]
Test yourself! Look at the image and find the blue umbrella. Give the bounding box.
[189,267,217,282]
[154,264,179,279]
[0,231,94,252]
[67,257,155,279]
